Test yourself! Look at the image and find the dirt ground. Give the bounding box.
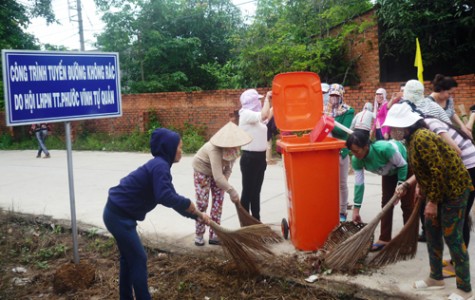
[0,210,387,299]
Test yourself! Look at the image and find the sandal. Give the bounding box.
[413,279,445,290]
[194,236,205,246]
[443,266,456,278]
[448,291,474,300]
[208,239,221,246]
[370,243,386,252]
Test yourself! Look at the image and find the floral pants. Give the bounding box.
[194,171,224,240]
[426,189,471,292]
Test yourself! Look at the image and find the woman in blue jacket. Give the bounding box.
[103,128,209,300]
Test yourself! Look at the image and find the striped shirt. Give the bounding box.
[424,118,475,169]
[417,97,452,124]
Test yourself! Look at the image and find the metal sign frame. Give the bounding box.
[2,50,122,126]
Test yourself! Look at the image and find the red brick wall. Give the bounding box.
[1,76,473,139]
[0,8,473,139]
[330,8,380,84]
[343,74,475,118]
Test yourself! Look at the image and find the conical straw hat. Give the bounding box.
[210,122,252,148]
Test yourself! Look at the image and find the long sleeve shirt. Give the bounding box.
[352,140,408,208]
[192,142,234,192]
[331,106,355,158]
[407,128,472,203]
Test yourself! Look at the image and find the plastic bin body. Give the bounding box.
[277,134,344,250]
[272,72,345,251]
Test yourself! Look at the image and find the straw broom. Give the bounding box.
[233,200,282,241]
[370,195,423,266]
[195,211,282,273]
[234,201,261,226]
[324,193,400,270]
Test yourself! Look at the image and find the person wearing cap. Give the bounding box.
[371,87,390,140]
[103,128,210,300]
[346,130,414,252]
[324,83,355,221]
[427,74,472,139]
[321,83,330,106]
[403,79,452,124]
[384,103,473,299]
[192,121,252,246]
[350,102,374,138]
[238,89,272,221]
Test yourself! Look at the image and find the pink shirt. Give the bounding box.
[373,102,390,137]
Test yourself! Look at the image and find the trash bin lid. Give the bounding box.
[272,72,323,132]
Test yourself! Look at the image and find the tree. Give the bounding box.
[0,0,56,109]
[231,0,373,86]
[377,0,475,78]
[95,0,242,93]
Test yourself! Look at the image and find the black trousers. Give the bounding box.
[240,150,267,221]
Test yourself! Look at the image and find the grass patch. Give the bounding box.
[0,123,207,154]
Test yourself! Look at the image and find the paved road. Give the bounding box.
[1,150,473,299]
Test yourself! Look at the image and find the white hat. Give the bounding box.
[240,89,263,105]
[321,83,330,93]
[329,83,345,97]
[403,80,424,106]
[210,122,252,148]
[383,102,422,128]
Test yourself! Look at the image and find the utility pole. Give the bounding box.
[76,0,85,51]
[67,0,86,51]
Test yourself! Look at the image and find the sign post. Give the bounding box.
[2,50,122,263]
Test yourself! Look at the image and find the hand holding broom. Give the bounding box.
[228,188,261,227]
[324,193,400,270]
[370,182,423,267]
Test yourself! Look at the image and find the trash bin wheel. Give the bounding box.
[281,218,289,240]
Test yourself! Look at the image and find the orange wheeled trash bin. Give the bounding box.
[273,72,346,251]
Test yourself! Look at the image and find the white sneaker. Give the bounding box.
[194,236,204,246]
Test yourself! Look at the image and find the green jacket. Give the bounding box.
[332,107,355,158]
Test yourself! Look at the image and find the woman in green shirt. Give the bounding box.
[325,83,354,221]
[385,102,472,300]
[346,130,415,251]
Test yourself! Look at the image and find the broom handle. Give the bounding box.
[371,193,399,223]
[341,193,400,245]
[334,120,354,135]
[194,210,232,233]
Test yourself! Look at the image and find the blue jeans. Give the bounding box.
[103,203,150,300]
[35,129,49,156]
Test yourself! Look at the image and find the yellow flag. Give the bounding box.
[414,38,424,83]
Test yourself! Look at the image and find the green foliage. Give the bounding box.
[96,0,242,93]
[51,224,63,234]
[0,134,13,148]
[37,244,67,260]
[172,122,207,154]
[376,0,475,73]
[87,236,115,257]
[1,122,207,154]
[233,0,373,86]
[0,0,57,110]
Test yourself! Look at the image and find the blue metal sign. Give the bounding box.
[2,50,122,126]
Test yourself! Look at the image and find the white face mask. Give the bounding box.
[390,127,406,141]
